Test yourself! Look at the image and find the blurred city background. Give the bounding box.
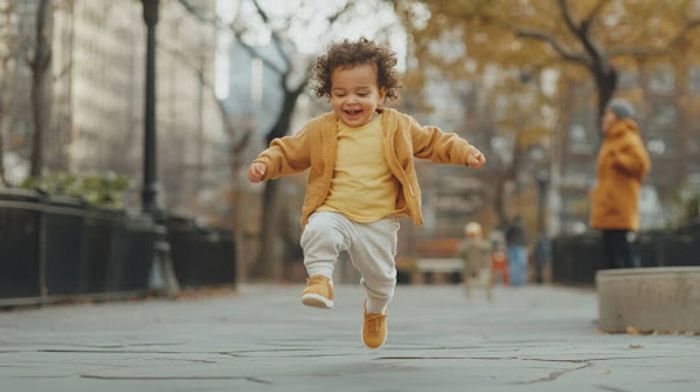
[1,0,699,297]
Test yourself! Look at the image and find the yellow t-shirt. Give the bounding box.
[317,114,403,222]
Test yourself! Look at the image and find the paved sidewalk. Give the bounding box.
[1,284,698,391]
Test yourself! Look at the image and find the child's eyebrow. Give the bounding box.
[334,86,371,91]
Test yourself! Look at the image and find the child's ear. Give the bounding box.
[379,87,387,103]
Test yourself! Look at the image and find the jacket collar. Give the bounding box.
[606,118,638,139]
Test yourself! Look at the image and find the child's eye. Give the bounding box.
[358,92,369,97]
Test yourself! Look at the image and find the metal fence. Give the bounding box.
[552,228,700,284]
[0,189,236,306]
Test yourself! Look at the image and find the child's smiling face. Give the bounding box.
[330,63,387,128]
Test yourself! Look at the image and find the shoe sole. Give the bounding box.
[301,293,334,309]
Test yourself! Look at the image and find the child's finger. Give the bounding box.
[248,165,264,182]
[469,154,485,168]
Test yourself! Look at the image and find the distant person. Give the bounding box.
[490,230,509,286]
[533,234,552,284]
[505,216,528,286]
[459,222,492,300]
[247,38,486,349]
[590,99,651,269]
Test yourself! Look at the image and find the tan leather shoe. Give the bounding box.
[362,306,387,349]
[301,274,334,309]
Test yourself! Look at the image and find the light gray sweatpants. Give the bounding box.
[301,211,400,314]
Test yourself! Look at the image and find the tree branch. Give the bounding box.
[557,0,607,73]
[558,0,580,35]
[516,29,589,66]
[177,0,218,25]
[583,0,610,25]
[177,0,287,75]
[667,18,700,48]
[231,28,287,75]
[610,18,700,58]
[292,77,310,96]
[609,46,666,58]
[327,1,354,25]
[251,0,292,70]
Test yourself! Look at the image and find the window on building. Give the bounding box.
[646,139,667,156]
[689,128,700,155]
[689,65,700,95]
[568,123,592,154]
[650,101,676,127]
[618,69,637,90]
[649,64,675,93]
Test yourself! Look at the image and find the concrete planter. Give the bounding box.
[596,267,700,333]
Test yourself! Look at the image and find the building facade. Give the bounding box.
[1,0,229,220]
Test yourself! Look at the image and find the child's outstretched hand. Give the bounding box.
[248,162,267,183]
[467,148,486,169]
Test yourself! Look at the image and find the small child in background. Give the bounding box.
[459,222,492,300]
[248,38,486,349]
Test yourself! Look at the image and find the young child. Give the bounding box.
[459,222,493,301]
[248,38,486,349]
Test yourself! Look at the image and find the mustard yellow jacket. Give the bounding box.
[253,108,476,227]
[590,119,651,231]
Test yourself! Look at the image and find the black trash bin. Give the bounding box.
[552,236,574,284]
[109,215,162,293]
[661,232,700,266]
[166,216,236,288]
[638,230,663,267]
[43,195,87,296]
[216,228,237,287]
[82,207,126,294]
[570,232,604,284]
[552,232,604,284]
[0,189,43,300]
[164,215,198,287]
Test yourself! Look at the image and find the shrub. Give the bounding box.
[20,172,131,208]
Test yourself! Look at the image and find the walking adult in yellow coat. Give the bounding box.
[590,99,651,269]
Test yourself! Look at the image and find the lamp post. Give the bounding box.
[536,169,549,236]
[531,144,551,285]
[140,0,179,295]
[141,0,159,215]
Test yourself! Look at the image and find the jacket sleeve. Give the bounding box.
[408,116,474,165]
[253,126,312,180]
[611,134,651,179]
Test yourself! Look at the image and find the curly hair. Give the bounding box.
[311,38,401,100]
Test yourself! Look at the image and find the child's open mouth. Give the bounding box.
[344,109,363,117]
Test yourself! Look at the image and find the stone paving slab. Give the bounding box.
[1,284,699,391]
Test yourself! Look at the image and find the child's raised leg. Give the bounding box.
[300,212,351,309]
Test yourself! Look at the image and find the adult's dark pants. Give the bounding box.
[601,229,640,269]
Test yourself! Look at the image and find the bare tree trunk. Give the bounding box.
[592,66,617,138]
[494,133,525,228]
[252,86,305,280]
[30,0,53,178]
[0,99,6,186]
[0,1,13,186]
[493,178,507,228]
[229,131,252,282]
[0,61,6,186]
